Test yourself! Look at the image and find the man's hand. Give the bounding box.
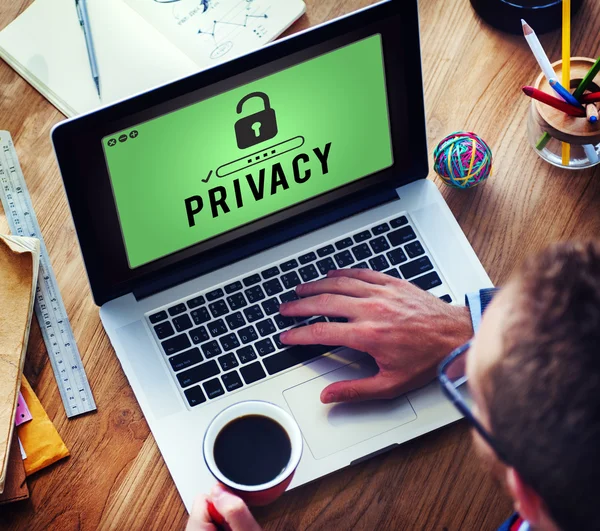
[279,269,473,404]
[186,484,262,531]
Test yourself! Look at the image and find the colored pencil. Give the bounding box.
[583,144,599,164]
[522,86,586,116]
[586,103,599,123]
[521,20,557,83]
[573,57,600,100]
[581,92,600,104]
[561,0,571,165]
[549,79,581,108]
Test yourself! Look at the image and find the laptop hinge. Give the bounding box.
[132,187,398,302]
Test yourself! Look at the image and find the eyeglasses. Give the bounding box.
[437,341,509,464]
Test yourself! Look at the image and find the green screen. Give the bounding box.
[103,34,393,269]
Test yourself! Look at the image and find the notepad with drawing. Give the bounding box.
[0,235,40,494]
[0,0,305,117]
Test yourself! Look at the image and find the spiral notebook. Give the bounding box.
[0,0,305,117]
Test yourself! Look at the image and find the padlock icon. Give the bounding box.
[234,92,278,149]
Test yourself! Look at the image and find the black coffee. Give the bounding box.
[213,414,291,486]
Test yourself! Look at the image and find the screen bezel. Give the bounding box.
[52,0,428,305]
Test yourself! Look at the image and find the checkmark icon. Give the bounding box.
[202,170,213,183]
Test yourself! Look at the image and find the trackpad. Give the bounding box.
[283,356,417,460]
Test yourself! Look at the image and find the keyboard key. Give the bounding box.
[411,272,442,291]
[405,240,425,259]
[354,230,371,243]
[173,314,193,333]
[351,243,373,261]
[335,237,354,250]
[255,338,276,357]
[243,305,264,322]
[208,319,228,337]
[274,314,295,329]
[299,264,319,282]
[238,325,259,344]
[177,359,220,387]
[236,345,257,364]
[273,333,285,350]
[168,303,186,317]
[280,290,299,303]
[162,334,191,356]
[226,311,246,330]
[390,215,408,228]
[440,294,453,303]
[224,281,243,294]
[243,274,261,287]
[149,310,168,324]
[206,288,223,302]
[154,321,174,340]
[189,326,210,344]
[191,307,211,325]
[262,297,280,315]
[263,344,333,375]
[372,222,390,235]
[317,244,335,257]
[218,353,239,371]
[240,362,267,384]
[280,259,298,272]
[387,248,408,265]
[261,266,280,279]
[388,226,417,246]
[308,316,327,325]
[316,257,336,275]
[370,236,390,254]
[186,296,205,309]
[222,371,243,392]
[227,292,247,310]
[203,378,225,399]
[169,347,203,372]
[384,268,402,279]
[245,285,266,303]
[263,278,283,297]
[368,255,390,272]
[184,386,206,407]
[352,262,369,269]
[209,299,228,318]
[298,252,316,265]
[400,257,433,279]
[256,318,277,337]
[219,333,240,352]
[281,271,301,289]
[334,250,355,268]
[201,340,222,358]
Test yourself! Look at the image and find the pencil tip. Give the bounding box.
[522,20,532,34]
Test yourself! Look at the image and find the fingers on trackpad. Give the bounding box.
[283,358,417,459]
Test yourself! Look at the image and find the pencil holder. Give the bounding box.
[527,57,600,169]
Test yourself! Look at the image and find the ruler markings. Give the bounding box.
[0,132,96,418]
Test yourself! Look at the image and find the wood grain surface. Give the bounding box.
[1,0,599,529]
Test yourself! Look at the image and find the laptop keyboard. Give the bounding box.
[146,213,453,409]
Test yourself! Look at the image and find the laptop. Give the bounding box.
[52,0,492,511]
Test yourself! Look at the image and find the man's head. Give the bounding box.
[467,241,600,531]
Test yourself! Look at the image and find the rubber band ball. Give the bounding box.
[433,132,493,189]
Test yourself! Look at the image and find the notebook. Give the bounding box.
[0,235,40,494]
[0,0,305,117]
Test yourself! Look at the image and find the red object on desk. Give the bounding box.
[522,86,586,117]
[581,91,600,104]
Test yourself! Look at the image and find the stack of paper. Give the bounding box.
[0,235,40,494]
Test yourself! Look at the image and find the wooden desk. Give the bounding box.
[1,0,599,528]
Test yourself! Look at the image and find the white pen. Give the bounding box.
[521,19,556,83]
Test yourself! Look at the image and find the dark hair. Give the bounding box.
[486,241,600,531]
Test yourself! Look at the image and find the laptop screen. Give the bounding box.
[103,35,393,269]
